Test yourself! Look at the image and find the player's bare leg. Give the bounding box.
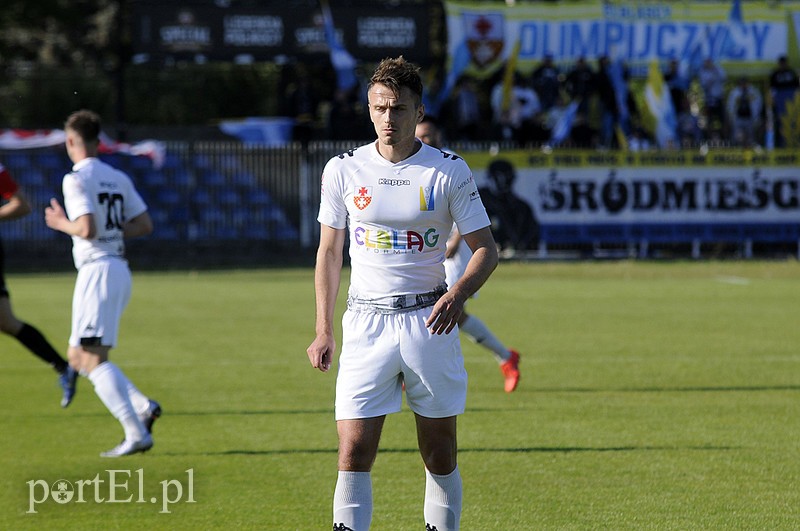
[334,416,385,530]
[416,414,461,530]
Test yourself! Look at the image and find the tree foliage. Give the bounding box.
[0,0,121,69]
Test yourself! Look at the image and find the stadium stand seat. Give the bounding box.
[17,168,46,188]
[273,225,299,241]
[156,189,181,206]
[191,189,213,205]
[213,226,240,240]
[35,152,66,170]
[169,206,191,223]
[247,189,273,206]
[219,189,239,206]
[129,155,155,171]
[199,169,226,187]
[232,171,257,188]
[161,153,182,170]
[192,154,213,171]
[243,226,270,239]
[170,168,194,187]
[3,152,32,170]
[200,207,225,224]
[143,170,167,188]
[217,154,239,172]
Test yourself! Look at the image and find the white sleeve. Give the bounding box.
[62,174,93,221]
[448,161,490,236]
[317,158,348,229]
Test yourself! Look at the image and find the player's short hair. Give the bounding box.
[369,56,423,105]
[65,109,101,144]
[418,115,440,128]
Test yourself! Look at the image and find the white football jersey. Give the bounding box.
[318,141,490,298]
[62,157,148,269]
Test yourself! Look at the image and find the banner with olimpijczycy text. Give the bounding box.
[445,0,800,78]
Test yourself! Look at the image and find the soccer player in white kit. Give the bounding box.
[307,57,499,530]
[44,110,161,457]
[415,117,521,393]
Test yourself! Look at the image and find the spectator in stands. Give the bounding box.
[676,97,702,147]
[0,161,77,408]
[442,75,483,141]
[697,58,727,141]
[327,87,368,141]
[490,72,543,145]
[769,56,800,147]
[595,56,620,148]
[726,77,763,148]
[284,69,320,145]
[664,58,690,119]
[531,53,561,111]
[565,56,595,116]
[628,127,653,152]
[478,159,538,253]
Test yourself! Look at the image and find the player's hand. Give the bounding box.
[425,292,464,335]
[307,334,334,372]
[44,198,67,230]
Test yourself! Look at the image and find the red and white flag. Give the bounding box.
[0,129,165,168]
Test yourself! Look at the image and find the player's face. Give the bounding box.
[415,122,441,149]
[368,83,423,148]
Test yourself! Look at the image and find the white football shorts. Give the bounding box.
[335,307,468,420]
[69,257,131,348]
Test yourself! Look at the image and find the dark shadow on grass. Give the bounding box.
[536,385,800,393]
[159,408,335,416]
[169,445,738,457]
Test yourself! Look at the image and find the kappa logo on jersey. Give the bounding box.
[354,186,372,210]
[419,186,435,211]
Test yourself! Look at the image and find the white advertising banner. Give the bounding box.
[463,150,800,245]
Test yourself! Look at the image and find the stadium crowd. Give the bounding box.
[285,55,799,150]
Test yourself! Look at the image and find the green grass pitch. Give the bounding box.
[1,260,799,529]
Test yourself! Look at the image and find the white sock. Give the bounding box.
[125,380,151,416]
[87,362,148,442]
[460,315,510,363]
[424,466,462,531]
[333,471,372,531]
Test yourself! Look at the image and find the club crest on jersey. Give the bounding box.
[354,186,372,210]
[419,186,435,211]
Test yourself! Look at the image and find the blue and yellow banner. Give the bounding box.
[445,1,799,78]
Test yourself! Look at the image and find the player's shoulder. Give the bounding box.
[332,142,373,161]
[324,142,374,172]
[419,142,466,165]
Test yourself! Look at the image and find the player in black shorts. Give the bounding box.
[0,161,77,407]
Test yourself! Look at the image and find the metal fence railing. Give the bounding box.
[3,141,798,268]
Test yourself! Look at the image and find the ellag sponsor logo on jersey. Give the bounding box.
[353,226,440,253]
[354,186,372,210]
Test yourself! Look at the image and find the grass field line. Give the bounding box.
[714,275,752,285]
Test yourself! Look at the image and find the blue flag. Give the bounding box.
[549,101,579,146]
[320,0,358,92]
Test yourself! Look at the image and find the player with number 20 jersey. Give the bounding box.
[62,159,148,270]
